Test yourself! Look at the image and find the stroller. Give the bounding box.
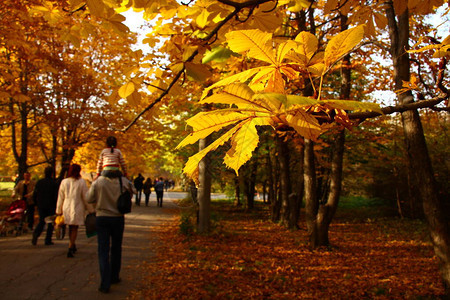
[0,199,27,236]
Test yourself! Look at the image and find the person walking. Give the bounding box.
[133,174,144,206]
[12,171,36,231]
[31,166,58,246]
[87,173,134,294]
[143,177,153,206]
[154,177,165,207]
[96,136,128,179]
[56,164,94,258]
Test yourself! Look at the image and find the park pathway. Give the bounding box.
[0,193,182,300]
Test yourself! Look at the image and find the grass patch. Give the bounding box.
[0,182,14,191]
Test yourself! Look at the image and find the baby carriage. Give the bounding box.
[0,199,27,236]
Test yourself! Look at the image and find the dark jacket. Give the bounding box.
[33,177,58,211]
[134,176,144,190]
[143,180,152,194]
[154,181,164,192]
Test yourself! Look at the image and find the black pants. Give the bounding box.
[156,191,163,207]
[26,203,35,230]
[135,189,142,205]
[33,207,54,244]
[144,192,150,206]
[96,216,124,291]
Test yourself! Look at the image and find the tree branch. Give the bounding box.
[349,93,449,120]
[122,0,269,131]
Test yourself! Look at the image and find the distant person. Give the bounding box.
[96,136,128,179]
[142,178,153,206]
[133,174,144,206]
[154,177,165,207]
[12,171,36,230]
[164,179,169,192]
[32,166,58,246]
[56,164,94,258]
[87,173,134,294]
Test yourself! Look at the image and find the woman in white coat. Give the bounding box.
[56,164,94,257]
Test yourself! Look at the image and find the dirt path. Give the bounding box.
[0,196,179,300]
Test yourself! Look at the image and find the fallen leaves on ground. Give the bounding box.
[130,204,444,299]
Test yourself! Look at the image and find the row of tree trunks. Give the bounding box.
[386,3,450,294]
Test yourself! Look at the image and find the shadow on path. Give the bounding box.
[0,195,180,300]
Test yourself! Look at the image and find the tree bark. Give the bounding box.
[277,135,292,227]
[290,143,304,229]
[197,136,212,233]
[244,160,257,210]
[234,175,241,206]
[10,101,29,179]
[304,139,318,246]
[386,3,450,294]
[316,129,345,246]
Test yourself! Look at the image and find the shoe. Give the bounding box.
[31,236,37,246]
[45,241,54,246]
[98,287,109,293]
[70,245,77,253]
[67,248,74,258]
[111,278,121,284]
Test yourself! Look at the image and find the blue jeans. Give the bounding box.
[96,216,124,290]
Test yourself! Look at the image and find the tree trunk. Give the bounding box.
[277,135,292,227]
[386,3,450,294]
[10,101,29,179]
[316,17,351,246]
[234,175,241,206]
[316,130,345,246]
[304,139,318,246]
[197,136,212,233]
[290,143,304,229]
[271,148,282,222]
[244,160,257,210]
[267,146,275,205]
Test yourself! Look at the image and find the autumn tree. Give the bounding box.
[6,0,449,293]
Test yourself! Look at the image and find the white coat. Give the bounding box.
[56,177,92,225]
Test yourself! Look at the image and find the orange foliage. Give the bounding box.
[131,206,444,299]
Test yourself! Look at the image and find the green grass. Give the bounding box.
[339,195,389,208]
[0,182,14,191]
[336,195,397,220]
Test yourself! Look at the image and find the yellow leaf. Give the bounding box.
[119,81,135,98]
[202,67,264,99]
[265,69,285,93]
[324,25,365,70]
[182,46,198,62]
[285,95,318,108]
[86,0,107,17]
[199,83,255,107]
[182,125,241,180]
[225,30,276,64]
[185,62,212,82]
[294,31,318,61]
[373,12,388,29]
[286,0,313,12]
[176,112,248,149]
[277,40,297,63]
[126,90,142,107]
[170,62,184,73]
[224,118,262,173]
[432,45,450,58]
[196,9,210,28]
[307,63,325,75]
[320,100,382,113]
[285,111,322,140]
